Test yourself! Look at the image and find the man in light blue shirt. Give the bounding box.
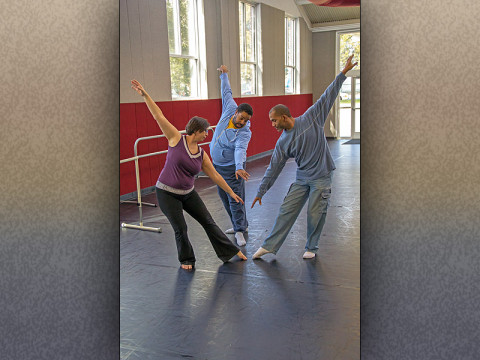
[252,55,357,260]
[210,65,253,247]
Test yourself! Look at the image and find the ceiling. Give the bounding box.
[254,0,360,32]
[296,0,360,32]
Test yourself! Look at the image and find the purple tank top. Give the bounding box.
[157,136,204,192]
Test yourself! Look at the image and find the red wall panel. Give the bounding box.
[120,103,138,195]
[120,94,313,196]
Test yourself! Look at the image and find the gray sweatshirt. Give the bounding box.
[256,72,347,198]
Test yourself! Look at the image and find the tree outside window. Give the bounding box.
[339,32,360,71]
[167,0,199,98]
[285,16,296,94]
[239,1,257,95]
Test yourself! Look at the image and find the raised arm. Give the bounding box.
[131,79,181,146]
[217,65,238,117]
[202,152,244,204]
[302,55,358,126]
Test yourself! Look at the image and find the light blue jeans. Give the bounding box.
[261,172,333,254]
[214,163,248,232]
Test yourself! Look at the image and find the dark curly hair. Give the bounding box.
[237,103,253,116]
[185,116,210,135]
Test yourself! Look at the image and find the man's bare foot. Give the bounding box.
[181,264,193,270]
[237,251,247,260]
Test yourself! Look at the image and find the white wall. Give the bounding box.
[312,30,337,137]
[204,0,224,99]
[299,17,313,95]
[120,0,171,103]
[259,3,285,96]
[217,0,242,97]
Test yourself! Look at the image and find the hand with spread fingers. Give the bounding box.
[217,65,229,73]
[131,79,146,96]
[341,54,358,75]
[230,192,245,204]
[235,169,250,181]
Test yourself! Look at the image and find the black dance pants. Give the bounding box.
[155,187,240,266]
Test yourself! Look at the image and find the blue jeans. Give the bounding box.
[214,163,248,232]
[261,172,333,254]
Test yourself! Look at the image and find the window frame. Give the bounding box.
[284,16,297,95]
[239,0,258,96]
[167,0,202,99]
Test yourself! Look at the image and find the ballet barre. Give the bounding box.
[120,126,217,233]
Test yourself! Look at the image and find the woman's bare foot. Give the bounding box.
[237,251,247,260]
[181,264,193,270]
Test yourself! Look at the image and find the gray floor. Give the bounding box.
[120,139,359,360]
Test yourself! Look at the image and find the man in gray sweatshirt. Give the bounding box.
[252,55,357,260]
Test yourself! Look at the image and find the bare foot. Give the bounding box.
[181,264,193,270]
[252,247,271,259]
[237,251,247,260]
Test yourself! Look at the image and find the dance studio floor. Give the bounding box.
[120,139,359,360]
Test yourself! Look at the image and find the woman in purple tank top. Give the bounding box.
[131,80,247,270]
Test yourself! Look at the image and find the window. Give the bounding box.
[337,31,360,138]
[167,0,200,98]
[239,1,257,95]
[285,16,296,94]
[338,32,360,71]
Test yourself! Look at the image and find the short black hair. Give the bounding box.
[185,116,210,135]
[269,104,291,117]
[236,103,253,116]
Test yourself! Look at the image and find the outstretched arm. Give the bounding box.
[131,79,181,145]
[217,65,238,118]
[234,131,252,180]
[302,55,358,127]
[251,146,289,208]
[202,152,244,204]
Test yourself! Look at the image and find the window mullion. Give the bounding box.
[170,54,197,60]
[253,6,256,63]
[243,4,246,62]
[174,0,181,55]
[285,18,287,65]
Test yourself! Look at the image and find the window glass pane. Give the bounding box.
[339,32,360,70]
[170,57,196,97]
[239,3,245,61]
[339,77,351,137]
[355,78,360,132]
[286,18,295,66]
[245,4,255,62]
[285,67,294,94]
[167,0,176,53]
[179,0,195,56]
[241,63,256,95]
